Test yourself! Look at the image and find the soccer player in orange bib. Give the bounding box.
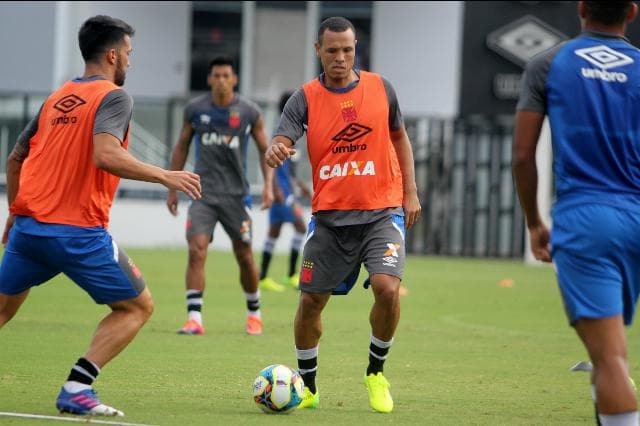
[266,16,421,413]
[0,15,201,417]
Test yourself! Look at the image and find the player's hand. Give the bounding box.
[528,223,551,262]
[161,170,201,200]
[266,143,296,168]
[2,214,15,246]
[167,190,179,216]
[403,191,421,229]
[261,186,274,210]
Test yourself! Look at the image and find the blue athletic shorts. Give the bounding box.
[269,201,302,225]
[0,225,146,305]
[551,203,640,325]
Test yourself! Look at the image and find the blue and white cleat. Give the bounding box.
[55,387,124,416]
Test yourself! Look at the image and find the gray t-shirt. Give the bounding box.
[516,43,564,113]
[17,77,132,153]
[273,72,405,226]
[184,93,261,201]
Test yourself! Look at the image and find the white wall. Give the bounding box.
[0,195,309,253]
[371,1,464,117]
[0,2,57,93]
[252,7,308,102]
[0,1,191,98]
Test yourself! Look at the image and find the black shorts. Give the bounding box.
[186,197,252,243]
[298,213,406,294]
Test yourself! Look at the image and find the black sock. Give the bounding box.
[367,336,393,376]
[246,292,260,313]
[296,346,318,394]
[186,290,203,314]
[259,251,272,280]
[67,358,99,386]
[288,249,299,277]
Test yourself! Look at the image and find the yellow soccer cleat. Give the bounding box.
[364,372,393,413]
[297,386,319,409]
[287,273,300,289]
[259,277,285,292]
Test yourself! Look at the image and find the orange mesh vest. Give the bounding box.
[302,71,403,212]
[10,79,129,228]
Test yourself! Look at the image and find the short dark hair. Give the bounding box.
[78,15,134,63]
[317,16,356,44]
[278,91,294,113]
[584,1,633,25]
[209,56,235,72]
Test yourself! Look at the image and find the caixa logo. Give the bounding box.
[201,131,239,148]
[319,160,375,180]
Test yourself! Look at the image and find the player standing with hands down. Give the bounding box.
[167,56,273,336]
[0,15,201,417]
[513,2,640,425]
[266,17,420,413]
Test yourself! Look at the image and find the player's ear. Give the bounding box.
[314,41,321,57]
[628,2,638,23]
[105,48,117,65]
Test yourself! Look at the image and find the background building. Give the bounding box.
[2,1,634,257]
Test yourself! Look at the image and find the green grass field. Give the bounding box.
[1,248,638,425]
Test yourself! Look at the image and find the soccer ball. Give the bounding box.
[252,364,305,414]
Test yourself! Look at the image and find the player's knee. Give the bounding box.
[233,243,253,265]
[592,352,628,371]
[188,245,207,265]
[0,307,17,326]
[0,296,21,326]
[372,279,400,303]
[138,294,154,321]
[299,292,324,316]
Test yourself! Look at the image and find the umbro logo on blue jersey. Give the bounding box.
[575,45,633,69]
[575,45,633,83]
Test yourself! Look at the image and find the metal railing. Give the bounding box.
[405,115,524,258]
[0,93,525,258]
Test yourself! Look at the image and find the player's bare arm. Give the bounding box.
[512,110,550,262]
[390,127,421,229]
[266,135,296,168]
[93,132,201,200]
[252,115,274,209]
[2,143,29,245]
[166,121,195,215]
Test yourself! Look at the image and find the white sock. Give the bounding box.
[188,310,202,324]
[599,411,639,426]
[63,381,92,393]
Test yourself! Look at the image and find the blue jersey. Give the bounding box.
[518,31,640,212]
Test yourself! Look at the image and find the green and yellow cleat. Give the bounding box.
[364,372,393,413]
[297,386,319,409]
[259,277,285,292]
[286,273,300,289]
